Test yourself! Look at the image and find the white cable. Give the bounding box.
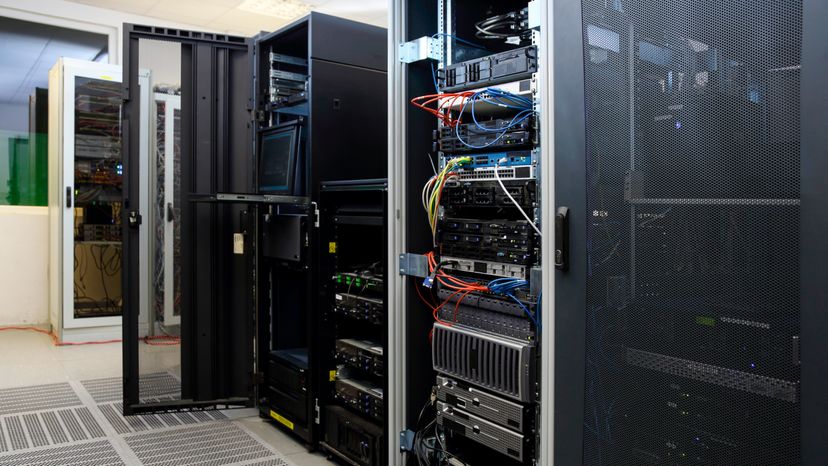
[494,162,543,237]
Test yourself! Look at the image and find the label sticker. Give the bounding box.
[233,233,244,255]
[329,370,337,382]
[328,242,337,253]
[269,410,294,430]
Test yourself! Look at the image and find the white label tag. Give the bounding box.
[233,233,244,255]
[335,294,343,301]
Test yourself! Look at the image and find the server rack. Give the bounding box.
[48,59,127,343]
[119,13,388,455]
[551,0,825,465]
[389,1,552,464]
[319,179,388,465]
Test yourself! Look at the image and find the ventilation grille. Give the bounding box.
[432,323,534,402]
[579,0,802,463]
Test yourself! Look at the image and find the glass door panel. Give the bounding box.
[72,76,123,320]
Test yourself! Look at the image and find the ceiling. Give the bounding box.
[65,0,388,36]
[0,16,108,106]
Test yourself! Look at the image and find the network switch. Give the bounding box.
[334,272,384,294]
[442,151,533,170]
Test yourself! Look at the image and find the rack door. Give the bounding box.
[121,25,256,415]
[62,63,124,334]
[554,1,804,464]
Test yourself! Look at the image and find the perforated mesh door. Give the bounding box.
[579,0,801,464]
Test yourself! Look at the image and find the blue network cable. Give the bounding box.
[487,278,541,330]
[454,87,537,149]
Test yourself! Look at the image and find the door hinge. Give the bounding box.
[311,202,320,228]
[128,211,142,228]
[314,398,320,424]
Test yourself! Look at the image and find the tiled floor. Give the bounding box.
[0,329,330,466]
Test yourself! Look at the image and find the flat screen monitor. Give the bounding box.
[259,121,302,194]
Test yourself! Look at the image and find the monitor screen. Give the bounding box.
[259,125,298,193]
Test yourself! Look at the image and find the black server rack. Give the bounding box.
[395,1,543,464]
[552,0,826,465]
[120,12,388,454]
[319,179,388,465]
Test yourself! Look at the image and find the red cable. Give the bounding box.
[0,326,180,346]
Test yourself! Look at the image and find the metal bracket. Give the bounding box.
[399,253,429,278]
[399,36,441,63]
[527,0,541,30]
[314,398,320,424]
[399,429,416,452]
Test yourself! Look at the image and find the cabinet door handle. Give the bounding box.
[555,206,569,271]
[66,186,72,208]
[166,202,174,222]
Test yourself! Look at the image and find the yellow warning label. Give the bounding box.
[329,370,337,382]
[269,410,294,430]
[329,242,337,253]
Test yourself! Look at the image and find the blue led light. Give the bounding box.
[675,121,682,129]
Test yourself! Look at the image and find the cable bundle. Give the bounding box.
[414,253,542,330]
[410,92,474,127]
[487,277,540,329]
[475,10,529,41]
[422,156,470,244]
[454,88,536,149]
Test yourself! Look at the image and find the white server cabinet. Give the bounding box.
[48,58,125,343]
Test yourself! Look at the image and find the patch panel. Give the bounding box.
[436,287,534,319]
[437,303,534,340]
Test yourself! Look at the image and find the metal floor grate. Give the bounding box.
[124,422,281,466]
[0,379,293,466]
[97,402,226,435]
[82,373,181,404]
[0,440,123,466]
[0,384,81,416]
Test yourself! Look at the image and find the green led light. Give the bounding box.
[695,316,716,327]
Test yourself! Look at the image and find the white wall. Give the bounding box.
[0,1,209,326]
[0,0,221,65]
[0,206,48,325]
